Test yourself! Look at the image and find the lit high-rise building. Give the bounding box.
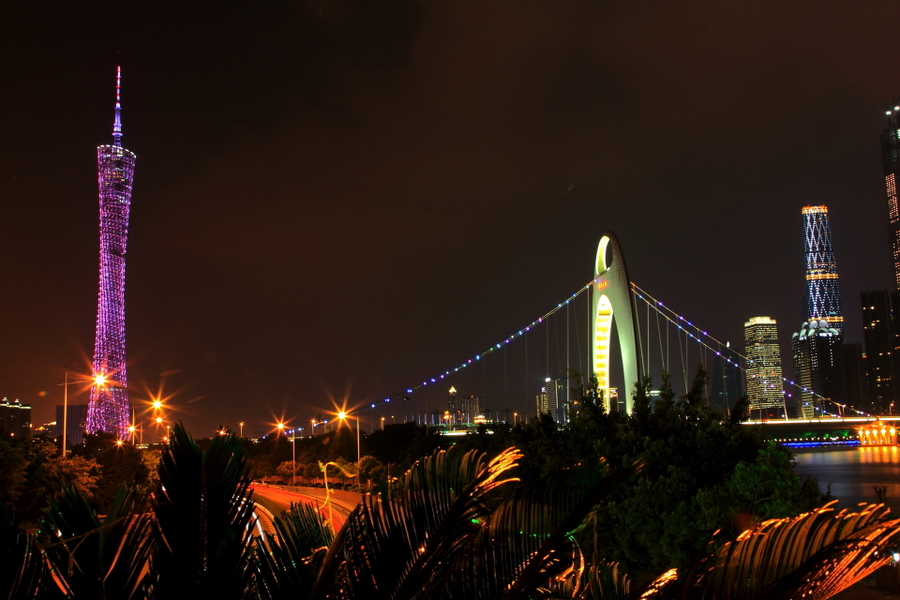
[881,104,900,289]
[86,67,135,438]
[536,377,565,423]
[861,289,900,413]
[802,206,843,335]
[791,320,844,419]
[0,398,32,438]
[744,317,785,417]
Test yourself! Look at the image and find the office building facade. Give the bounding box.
[861,289,900,413]
[744,317,785,416]
[0,398,31,438]
[881,104,900,289]
[791,320,844,419]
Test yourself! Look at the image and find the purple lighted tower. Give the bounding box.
[86,67,135,438]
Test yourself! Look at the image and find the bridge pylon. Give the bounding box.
[591,232,642,413]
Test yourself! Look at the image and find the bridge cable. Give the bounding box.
[630,282,871,418]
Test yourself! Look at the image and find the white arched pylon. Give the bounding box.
[591,232,641,412]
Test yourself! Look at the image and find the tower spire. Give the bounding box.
[112,66,122,147]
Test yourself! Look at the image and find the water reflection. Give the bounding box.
[793,446,900,512]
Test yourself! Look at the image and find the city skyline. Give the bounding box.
[3,2,900,435]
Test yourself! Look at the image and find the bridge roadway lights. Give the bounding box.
[591,232,641,413]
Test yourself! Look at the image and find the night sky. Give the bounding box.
[3,1,899,437]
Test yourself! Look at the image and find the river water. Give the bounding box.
[793,446,900,513]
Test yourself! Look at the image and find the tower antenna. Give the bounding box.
[113,66,123,146]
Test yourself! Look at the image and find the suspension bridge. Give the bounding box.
[330,232,875,434]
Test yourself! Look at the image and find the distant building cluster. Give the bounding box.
[535,377,565,423]
[0,398,32,438]
[732,104,900,419]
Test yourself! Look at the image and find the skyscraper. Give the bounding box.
[861,289,900,413]
[86,67,135,438]
[536,376,565,423]
[802,206,844,335]
[744,317,785,417]
[791,320,844,419]
[881,104,900,289]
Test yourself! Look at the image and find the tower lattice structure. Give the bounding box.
[87,67,135,438]
[802,206,843,335]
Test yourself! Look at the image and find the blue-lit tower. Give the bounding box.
[802,206,843,335]
[86,67,135,438]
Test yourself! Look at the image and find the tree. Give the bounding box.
[71,433,150,512]
[276,461,298,483]
[357,455,384,486]
[152,422,256,599]
[0,428,893,600]
[516,366,824,572]
[3,438,101,524]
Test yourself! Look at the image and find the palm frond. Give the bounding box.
[38,485,153,600]
[152,422,257,599]
[551,561,633,600]
[0,501,49,600]
[313,446,523,600]
[254,502,334,600]
[440,458,641,600]
[638,501,900,600]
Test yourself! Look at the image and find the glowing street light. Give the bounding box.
[239,421,245,438]
[337,411,361,469]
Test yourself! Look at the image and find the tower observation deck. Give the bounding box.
[86,67,135,438]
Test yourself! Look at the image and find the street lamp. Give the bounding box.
[290,428,297,485]
[57,372,75,457]
[239,421,245,438]
[337,412,361,471]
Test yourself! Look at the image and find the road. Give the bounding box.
[251,485,361,532]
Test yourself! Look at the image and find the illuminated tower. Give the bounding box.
[743,317,785,417]
[802,206,843,335]
[86,67,135,438]
[881,103,900,289]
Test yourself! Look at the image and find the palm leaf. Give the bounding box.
[38,485,153,600]
[550,561,633,600]
[441,458,641,600]
[152,423,257,600]
[254,502,334,600]
[312,446,522,600]
[638,501,900,600]
[0,501,49,600]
